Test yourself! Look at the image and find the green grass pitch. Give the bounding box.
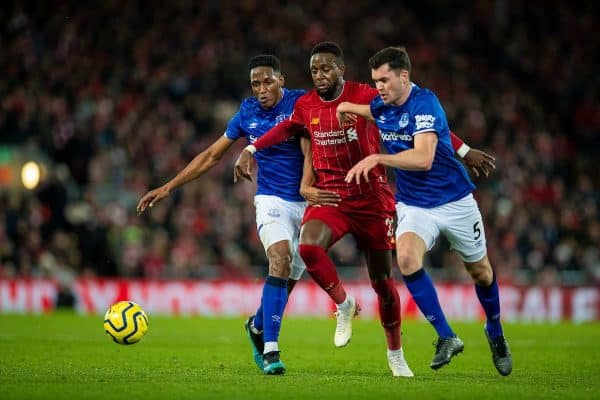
[0,313,598,399]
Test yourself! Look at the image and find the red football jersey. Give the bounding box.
[290,81,387,197]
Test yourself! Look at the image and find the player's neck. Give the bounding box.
[393,82,413,106]
[319,80,344,101]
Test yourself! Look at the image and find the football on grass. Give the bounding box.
[103,301,149,345]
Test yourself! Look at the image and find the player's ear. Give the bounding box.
[402,69,409,81]
[278,74,285,86]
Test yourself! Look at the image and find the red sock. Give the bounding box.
[371,277,402,350]
[299,244,347,304]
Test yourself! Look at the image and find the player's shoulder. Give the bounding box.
[239,95,260,112]
[369,95,385,115]
[409,85,442,109]
[349,81,374,91]
[294,89,319,108]
[343,81,378,103]
[346,81,377,95]
[285,88,307,100]
[411,85,439,102]
[371,94,384,107]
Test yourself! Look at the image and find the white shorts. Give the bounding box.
[395,193,487,262]
[254,195,307,280]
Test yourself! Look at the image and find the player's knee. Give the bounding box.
[298,244,325,272]
[395,250,420,275]
[268,253,292,278]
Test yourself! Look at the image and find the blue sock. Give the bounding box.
[403,268,455,338]
[253,303,263,332]
[475,273,504,339]
[262,276,288,344]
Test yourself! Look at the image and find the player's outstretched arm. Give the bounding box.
[345,132,437,184]
[137,136,234,214]
[233,118,305,183]
[336,102,373,126]
[450,131,496,177]
[298,137,340,207]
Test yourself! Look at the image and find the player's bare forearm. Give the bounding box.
[379,132,437,171]
[336,102,374,126]
[298,137,340,206]
[136,154,207,214]
[137,136,233,214]
[300,137,316,188]
[168,152,215,190]
[377,150,433,171]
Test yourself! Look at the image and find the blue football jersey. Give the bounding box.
[225,88,306,202]
[370,83,474,208]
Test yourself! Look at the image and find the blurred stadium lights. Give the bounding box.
[0,145,50,192]
[21,161,41,190]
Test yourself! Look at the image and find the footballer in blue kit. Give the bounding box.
[370,84,475,208]
[226,87,306,201]
[137,55,310,375]
[337,46,512,376]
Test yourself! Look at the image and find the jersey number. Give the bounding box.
[473,221,481,240]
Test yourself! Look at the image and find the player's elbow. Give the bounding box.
[206,149,225,164]
[415,157,434,170]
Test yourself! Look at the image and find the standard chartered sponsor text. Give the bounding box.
[314,129,348,145]
[314,129,345,138]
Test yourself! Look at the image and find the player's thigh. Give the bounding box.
[289,203,307,280]
[437,194,487,263]
[348,187,396,251]
[300,205,350,248]
[395,202,440,252]
[254,195,303,253]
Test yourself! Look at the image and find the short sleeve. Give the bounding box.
[224,111,244,140]
[411,95,446,136]
[289,102,305,126]
[361,85,379,104]
[370,96,384,121]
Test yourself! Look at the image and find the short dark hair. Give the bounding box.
[311,41,344,63]
[248,55,281,74]
[368,47,411,73]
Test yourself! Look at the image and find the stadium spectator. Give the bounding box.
[0,1,597,289]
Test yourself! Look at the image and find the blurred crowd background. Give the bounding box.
[1,0,598,287]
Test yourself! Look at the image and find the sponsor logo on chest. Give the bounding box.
[380,131,412,142]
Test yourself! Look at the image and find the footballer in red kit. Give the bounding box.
[289,80,396,249]
[236,41,415,378]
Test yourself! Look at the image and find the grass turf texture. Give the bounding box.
[0,313,598,399]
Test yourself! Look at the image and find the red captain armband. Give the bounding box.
[450,131,471,158]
